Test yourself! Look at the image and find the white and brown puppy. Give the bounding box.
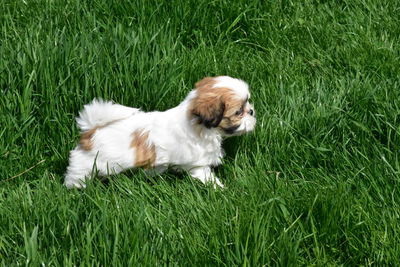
[64,76,256,188]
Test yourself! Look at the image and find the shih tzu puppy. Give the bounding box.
[64,76,256,188]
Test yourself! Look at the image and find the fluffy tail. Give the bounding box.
[76,99,140,131]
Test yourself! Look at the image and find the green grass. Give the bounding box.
[1,0,400,265]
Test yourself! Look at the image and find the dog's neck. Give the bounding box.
[174,94,223,144]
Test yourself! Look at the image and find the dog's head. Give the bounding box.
[189,76,256,136]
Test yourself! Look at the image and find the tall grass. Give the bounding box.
[1,0,400,265]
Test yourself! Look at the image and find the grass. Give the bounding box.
[1,0,400,265]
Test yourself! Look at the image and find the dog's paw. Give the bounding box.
[212,177,224,189]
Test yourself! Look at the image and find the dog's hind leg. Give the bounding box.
[64,148,98,188]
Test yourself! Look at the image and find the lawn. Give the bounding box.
[1,0,400,265]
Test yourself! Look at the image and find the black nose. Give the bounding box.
[249,109,254,116]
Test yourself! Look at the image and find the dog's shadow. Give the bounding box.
[221,137,242,159]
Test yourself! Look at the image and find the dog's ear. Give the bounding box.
[190,93,225,128]
[189,77,225,128]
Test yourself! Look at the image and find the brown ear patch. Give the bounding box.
[79,128,97,151]
[131,130,156,168]
[189,78,229,128]
[190,93,225,128]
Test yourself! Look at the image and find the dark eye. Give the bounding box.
[235,108,244,116]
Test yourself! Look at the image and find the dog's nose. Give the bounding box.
[249,109,254,116]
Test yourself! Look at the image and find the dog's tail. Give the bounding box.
[76,99,140,131]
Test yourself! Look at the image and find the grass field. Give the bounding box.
[1,0,400,265]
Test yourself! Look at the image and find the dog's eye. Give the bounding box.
[235,108,244,116]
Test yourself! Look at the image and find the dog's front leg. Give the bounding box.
[189,166,224,188]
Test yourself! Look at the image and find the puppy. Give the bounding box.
[64,76,256,188]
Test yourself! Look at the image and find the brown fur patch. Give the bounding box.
[194,77,216,89]
[189,77,223,127]
[79,128,97,151]
[219,97,246,133]
[78,119,125,151]
[131,130,156,168]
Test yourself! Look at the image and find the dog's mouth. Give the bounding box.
[220,125,241,135]
[219,117,256,136]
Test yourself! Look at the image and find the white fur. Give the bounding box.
[64,76,256,188]
[213,76,250,99]
[76,99,140,131]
